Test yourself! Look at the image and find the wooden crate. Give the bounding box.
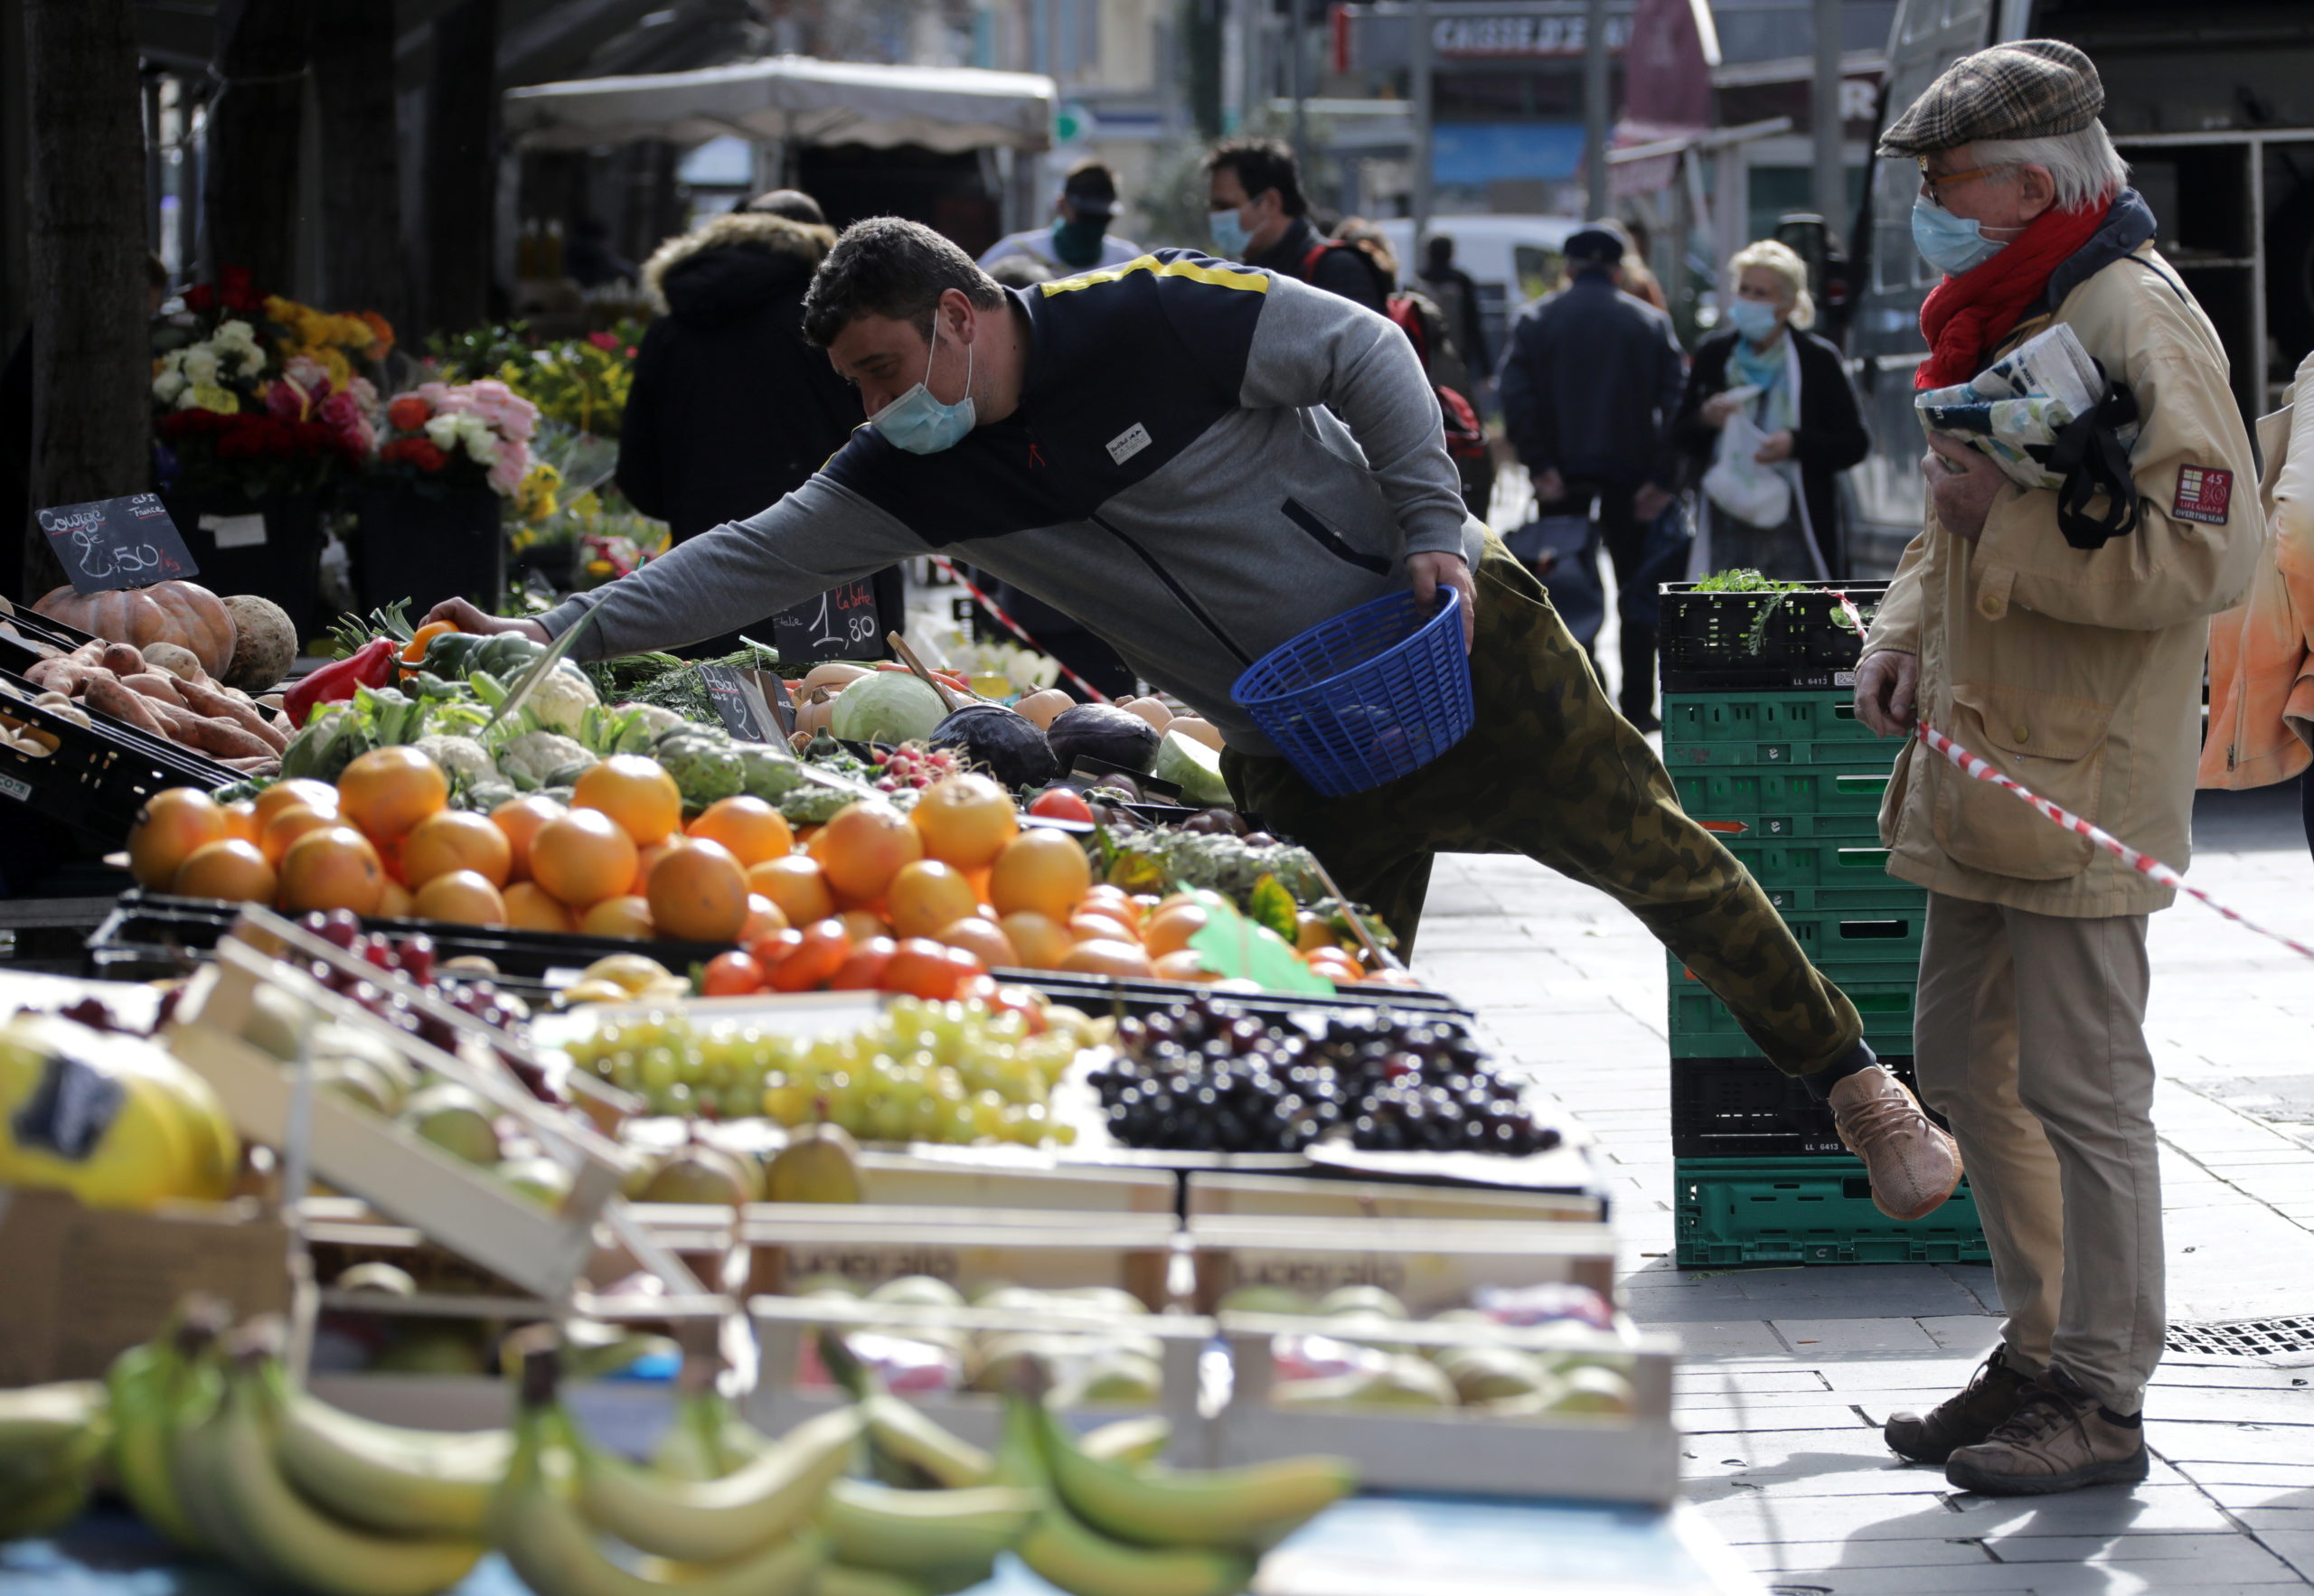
[1185,1171,1602,1226]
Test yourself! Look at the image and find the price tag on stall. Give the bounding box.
[698,664,775,740]
[36,494,201,595]
[771,577,883,665]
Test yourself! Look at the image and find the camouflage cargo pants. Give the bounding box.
[1221,533,1864,1077]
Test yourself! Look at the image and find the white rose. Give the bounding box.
[181,347,220,386]
[235,345,266,378]
[424,413,463,451]
[153,370,186,403]
[214,320,256,347]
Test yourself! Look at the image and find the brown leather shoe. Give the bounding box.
[1944,1368,2150,1497]
[1885,1345,2039,1464]
[1828,1065,1963,1220]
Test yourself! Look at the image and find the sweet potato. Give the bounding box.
[141,642,206,681]
[82,674,166,735]
[173,717,273,760]
[99,643,145,676]
[223,754,281,774]
[24,658,87,693]
[174,676,287,752]
[122,671,188,708]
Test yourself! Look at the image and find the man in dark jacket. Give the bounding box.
[1205,138,1388,314]
[1419,235,1489,378]
[1497,223,1686,728]
[618,191,900,658]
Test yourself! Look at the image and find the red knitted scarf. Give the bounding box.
[1915,201,2109,390]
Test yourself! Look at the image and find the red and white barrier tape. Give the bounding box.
[930,557,1111,703]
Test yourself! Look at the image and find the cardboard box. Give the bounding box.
[1185,1171,1603,1225]
[1187,1216,1618,1314]
[0,1188,290,1385]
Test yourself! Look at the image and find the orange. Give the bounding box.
[503,880,577,933]
[810,801,923,905]
[1143,904,1212,959]
[529,809,639,909]
[580,895,654,939]
[412,870,508,926]
[219,802,261,845]
[739,894,788,944]
[1080,886,1143,928]
[988,829,1091,922]
[997,911,1074,970]
[259,804,337,868]
[645,839,750,944]
[572,755,682,846]
[278,825,386,915]
[1068,911,1138,944]
[838,908,889,945]
[1294,912,1341,953]
[629,840,674,897]
[400,809,513,889]
[908,774,1018,868]
[938,915,1020,970]
[253,778,338,828]
[490,795,566,882]
[748,856,836,926]
[378,878,415,918]
[887,859,980,941]
[1058,938,1154,979]
[687,796,793,867]
[128,788,228,890]
[171,840,275,904]
[1152,949,1218,983]
[336,746,447,843]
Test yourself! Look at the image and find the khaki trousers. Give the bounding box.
[1914,891,2163,1413]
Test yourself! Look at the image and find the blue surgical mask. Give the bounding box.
[1725,296,1783,343]
[1209,207,1252,259]
[873,328,975,455]
[1912,197,2008,277]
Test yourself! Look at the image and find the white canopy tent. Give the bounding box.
[503,56,1058,155]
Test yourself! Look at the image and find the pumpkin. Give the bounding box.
[34,581,236,679]
[219,595,296,690]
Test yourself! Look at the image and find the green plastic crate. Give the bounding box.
[1671,972,1914,1038]
[1668,906,1923,975]
[1668,1026,1913,1060]
[1695,812,1881,842]
[1759,881,1928,914]
[1664,737,1904,769]
[1676,1156,1990,1265]
[1674,766,1895,818]
[1663,690,1885,746]
[1721,835,1896,888]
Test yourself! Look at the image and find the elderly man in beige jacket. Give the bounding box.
[1854,40,2263,1497]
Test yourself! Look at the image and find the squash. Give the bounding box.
[33,581,237,679]
[218,595,296,690]
[1015,688,1073,731]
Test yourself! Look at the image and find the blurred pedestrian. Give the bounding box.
[564,216,635,289]
[1617,219,1670,312]
[1204,138,1388,314]
[1858,39,2262,1497]
[984,255,1054,290]
[618,191,901,657]
[1671,239,1868,579]
[1496,221,1685,729]
[980,161,1144,275]
[1337,220,1494,518]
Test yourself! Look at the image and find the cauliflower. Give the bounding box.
[527,663,599,733]
[497,730,595,788]
[614,702,687,738]
[414,734,494,783]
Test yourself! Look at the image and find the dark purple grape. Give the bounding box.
[315,912,361,951]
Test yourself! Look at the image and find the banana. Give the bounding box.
[572,1404,861,1565]
[863,1393,992,1489]
[1078,1415,1171,1469]
[650,1388,769,1480]
[1016,1508,1255,1596]
[818,1567,932,1596]
[818,1477,1038,1579]
[492,1408,825,1596]
[107,1339,212,1554]
[197,1359,484,1596]
[0,1460,95,1542]
[264,1363,510,1536]
[0,1380,106,1460]
[167,1355,284,1582]
[1036,1404,1354,1554]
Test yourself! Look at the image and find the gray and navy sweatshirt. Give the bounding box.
[541,249,1483,753]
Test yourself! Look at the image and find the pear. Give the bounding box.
[1271,1357,1455,1412]
[766,1122,862,1204]
[334,1262,419,1298]
[1217,1284,1313,1316]
[1546,1366,1638,1418]
[1315,1284,1408,1319]
[401,1083,501,1167]
[970,1331,1071,1394]
[1053,1348,1163,1406]
[639,1141,753,1207]
[240,984,312,1061]
[1053,1286,1148,1317]
[1445,1347,1551,1404]
[498,1154,576,1210]
[868,1274,965,1309]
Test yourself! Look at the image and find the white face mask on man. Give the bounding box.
[872,324,977,455]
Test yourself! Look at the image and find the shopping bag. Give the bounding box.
[1702,409,1793,529]
[1508,513,1604,648]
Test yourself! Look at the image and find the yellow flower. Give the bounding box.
[586,559,614,577]
[321,348,352,390]
[569,489,602,520]
[184,384,240,414]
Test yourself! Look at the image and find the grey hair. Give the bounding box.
[1971,123,2130,211]
[1727,239,1815,330]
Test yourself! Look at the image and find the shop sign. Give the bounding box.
[1431,12,1632,59]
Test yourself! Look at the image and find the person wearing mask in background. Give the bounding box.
[980,162,1143,277]
[1337,220,1493,518]
[1671,239,1868,580]
[1858,40,2262,1496]
[1496,223,1686,730]
[1204,138,1389,315]
[617,189,902,658]
[1419,236,1490,380]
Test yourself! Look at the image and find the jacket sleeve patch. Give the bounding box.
[2172,465,2233,525]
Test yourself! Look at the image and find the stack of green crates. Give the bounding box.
[1660,685,1990,1267]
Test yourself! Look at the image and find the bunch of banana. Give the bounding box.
[0,1378,109,1542]
[105,1296,231,1552]
[648,1381,771,1482]
[994,1396,1359,1596]
[0,1012,240,1210]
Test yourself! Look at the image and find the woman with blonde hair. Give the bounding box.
[1670,239,1868,577]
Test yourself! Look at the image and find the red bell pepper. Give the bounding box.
[284,637,400,728]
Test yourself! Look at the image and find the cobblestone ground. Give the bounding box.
[1412,779,2314,1596]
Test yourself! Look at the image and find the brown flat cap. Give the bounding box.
[1878,39,2103,156]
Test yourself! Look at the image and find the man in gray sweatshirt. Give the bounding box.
[428,217,1960,1220]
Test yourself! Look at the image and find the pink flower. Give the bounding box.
[265,379,311,422]
[317,390,361,432]
[284,354,331,396]
[486,452,525,497]
[588,331,619,351]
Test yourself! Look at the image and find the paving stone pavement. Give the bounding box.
[1408,781,2314,1595]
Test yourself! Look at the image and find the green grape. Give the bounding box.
[720,1084,758,1120]
[1012,1066,1050,1106]
[942,1100,979,1143]
[970,1089,1008,1138]
[651,1082,693,1117]
[869,1091,913,1143]
[930,1066,967,1105]
[1050,1121,1077,1146]
[806,1036,850,1074]
[1004,1102,1051,1144]
[983,1009,1029,1046]
[636,1045,682,1094]
[607,1053,640,1094]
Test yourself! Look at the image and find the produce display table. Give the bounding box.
[9,1497,1764,1596]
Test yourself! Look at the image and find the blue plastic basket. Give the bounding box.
[1230,588,1474,797]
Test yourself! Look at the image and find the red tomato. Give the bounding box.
[1028,787,1095,823]
[881,937,970,1000]
[767,917,852,993]
[748,926,804,967]
[829,935,898,990]
[699,951,764,997]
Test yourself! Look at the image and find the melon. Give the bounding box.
[219,595,296,691]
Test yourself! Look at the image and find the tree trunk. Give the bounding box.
[422,0,499,335]
[203,0,307,297]
[311,3,403,331]
[22,0,149,596]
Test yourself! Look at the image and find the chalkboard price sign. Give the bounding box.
[36,494,201,596]
[770,578,882,665]
[697,665,794,742]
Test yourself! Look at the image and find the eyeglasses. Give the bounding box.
[1916,160,2012,209]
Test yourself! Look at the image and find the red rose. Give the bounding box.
[183,283,215,313]
[588,331,618,351]
[386,395,431,431]
[409,439,448,472]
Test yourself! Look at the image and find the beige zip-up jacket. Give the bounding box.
[1862,243,2264,916]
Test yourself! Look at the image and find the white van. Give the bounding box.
[1373,214,1586,366]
